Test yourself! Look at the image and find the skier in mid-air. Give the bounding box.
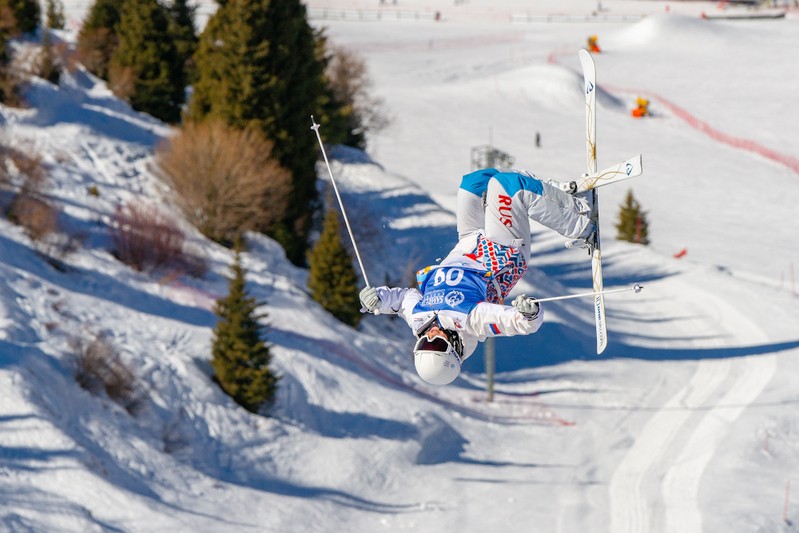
[359,167,595,385]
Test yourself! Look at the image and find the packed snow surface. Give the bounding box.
[2,1,799,531]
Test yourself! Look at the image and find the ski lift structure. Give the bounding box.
[471,144,514,171]
[470,141,514,403]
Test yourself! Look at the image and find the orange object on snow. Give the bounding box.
[587,35,601,53]
[632,97,650,118]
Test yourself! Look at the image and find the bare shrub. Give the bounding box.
[0,9,23,107]
[70,334,142,414]
[0,63,23,107]
[1,144,81,263]
[155,120,291,246]
[3,147,55,242]
[108,63,134,101]
[3,146,46,192]
[4,45,35,105]
[63,50,81,75]
[326,45,389,149]
[0,6,17,35]
[34,34,67,85]
[110,200,205,275]
[0,143,11,191]
[75,27,117,80]
[0,74,18,106]
[8,194,58,241]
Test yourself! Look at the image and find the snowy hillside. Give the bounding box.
[2,1,799,532]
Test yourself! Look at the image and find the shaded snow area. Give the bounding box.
[2,0,799,531]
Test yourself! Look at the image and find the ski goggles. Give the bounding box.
[414,333,458,359]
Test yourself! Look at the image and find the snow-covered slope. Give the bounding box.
[2,1,799,531]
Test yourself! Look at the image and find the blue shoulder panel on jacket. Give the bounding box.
[460,168,499,196]
[493,171,544,198]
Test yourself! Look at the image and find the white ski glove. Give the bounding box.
[359,286,380,314]
[512,295,540,321]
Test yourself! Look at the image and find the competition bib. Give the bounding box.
[413,266,488,316]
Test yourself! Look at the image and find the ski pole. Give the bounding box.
[310,116,371,287]
[531,284,644,304]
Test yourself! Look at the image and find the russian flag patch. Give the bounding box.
[487,323,501,335]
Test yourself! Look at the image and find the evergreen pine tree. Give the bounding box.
[307,206,362,328]
[615,189,650,245]
[212,250,279,413]
[0,0,39,34]
[190,0,330,265]
[0,26,9,104]
[40,0,64,86]
[0,14,19,105]
[110,0,185,123]
[39,29,61,85]
[45,0,66,30]
[76,0,123,80]
[167,0,197,83]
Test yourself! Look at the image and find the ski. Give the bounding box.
[556,154,643,194]
[579,48,607,355]
[575,154,643,193]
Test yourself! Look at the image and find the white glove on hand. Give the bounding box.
[512,295,540,320]
[359,286,380,314]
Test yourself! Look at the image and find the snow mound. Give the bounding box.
[607,13,738,50]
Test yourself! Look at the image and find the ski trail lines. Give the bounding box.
[608,359,730,531]
[610,355,776,532]
[608,277,776,533]
[662,354,776,532]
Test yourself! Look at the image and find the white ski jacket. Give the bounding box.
[372,236,544,361]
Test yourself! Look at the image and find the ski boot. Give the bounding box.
[548,172,590,195]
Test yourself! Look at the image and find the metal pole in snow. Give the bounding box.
[310,116,371,287]
[485,337,495,403]
[784,479,791,525]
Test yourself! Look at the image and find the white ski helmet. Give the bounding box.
[413,327,464,386]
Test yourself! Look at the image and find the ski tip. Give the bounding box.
[578,49,595,68]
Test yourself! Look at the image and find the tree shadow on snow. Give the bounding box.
[0,485,128,533]
[277,373,418,441]
[414,413,568,469]
[606,338,799,362]
[0,233,215,329]
[346,188,456,276]
[462,323,799,375]
[21,69,164,147]
[534,253,676,293]
[243,478,427,514]
[329,145,384,167]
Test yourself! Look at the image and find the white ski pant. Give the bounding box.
[456,168,594,260]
